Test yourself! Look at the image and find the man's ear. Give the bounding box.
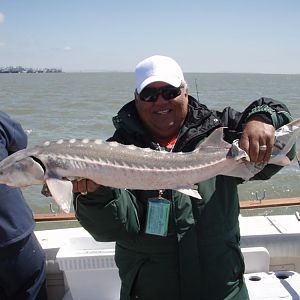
[184,87,188,97]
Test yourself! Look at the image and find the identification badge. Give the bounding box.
[145,197,171,237]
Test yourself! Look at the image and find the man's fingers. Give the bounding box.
[239,134,250,156]
[260,138,274,164]
[239,134,274,163]
[72,179,100,193]
[239,119,275,163]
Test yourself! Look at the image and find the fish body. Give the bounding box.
[0,119,299,212]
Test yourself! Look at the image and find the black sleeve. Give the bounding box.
[216,97,292,143]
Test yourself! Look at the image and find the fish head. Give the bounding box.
[0,155,45,187]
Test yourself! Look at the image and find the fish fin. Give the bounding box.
[175,188,202,199]
[269,155,291,166]
[278,156,291,166]
[198,127,230,150]
[46,178,73,213]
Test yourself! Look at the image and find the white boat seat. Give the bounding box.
[242,247,270,273]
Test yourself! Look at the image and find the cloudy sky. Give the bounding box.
[0,0,299,73]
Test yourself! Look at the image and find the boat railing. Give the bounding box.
[33,197,300,222]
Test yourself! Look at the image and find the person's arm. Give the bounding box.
[9,121,27,153]
[73,183,142,242]
[73,127,145,242]
[0,133,9,161]
[220,97,295,180]
[0,112,27,155]
[220,97,292,132]
[239,115,275,164]
[241,96,292,130]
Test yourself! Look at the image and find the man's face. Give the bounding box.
[135,81,189,140]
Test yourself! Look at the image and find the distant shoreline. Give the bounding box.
[0,67,62,74]
[1,70,299,76]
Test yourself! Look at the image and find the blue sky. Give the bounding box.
[0,0,299,73]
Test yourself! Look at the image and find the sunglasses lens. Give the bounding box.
[140,88,158,102]
[139,86,182,102]
[162,87,181,100]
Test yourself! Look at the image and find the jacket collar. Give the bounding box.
[112,96,218,150]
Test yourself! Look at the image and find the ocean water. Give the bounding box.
[0,72,299,217]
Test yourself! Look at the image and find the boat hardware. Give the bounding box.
[49,200,59,214]
[255,190,266,203]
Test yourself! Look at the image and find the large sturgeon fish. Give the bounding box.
[0,119,299,213]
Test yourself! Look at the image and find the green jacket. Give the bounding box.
[74,96,294,300]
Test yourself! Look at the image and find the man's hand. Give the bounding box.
[72,179,100,194]
[239,115,275,163]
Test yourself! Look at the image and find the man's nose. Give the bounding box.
[155,94,167,104]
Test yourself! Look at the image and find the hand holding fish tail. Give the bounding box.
[72,179,100,195]
[41,183,52,197]
[239,115,275,164]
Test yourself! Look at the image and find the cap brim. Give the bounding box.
[137,75,182,93]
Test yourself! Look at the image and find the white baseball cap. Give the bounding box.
[135,55,185,93]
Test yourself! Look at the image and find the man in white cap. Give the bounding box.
[73,55,294,300]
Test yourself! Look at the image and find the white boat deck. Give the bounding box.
[240,214,300,235]
[35,214,300,300]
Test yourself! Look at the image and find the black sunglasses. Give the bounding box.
[137,85,183,102]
